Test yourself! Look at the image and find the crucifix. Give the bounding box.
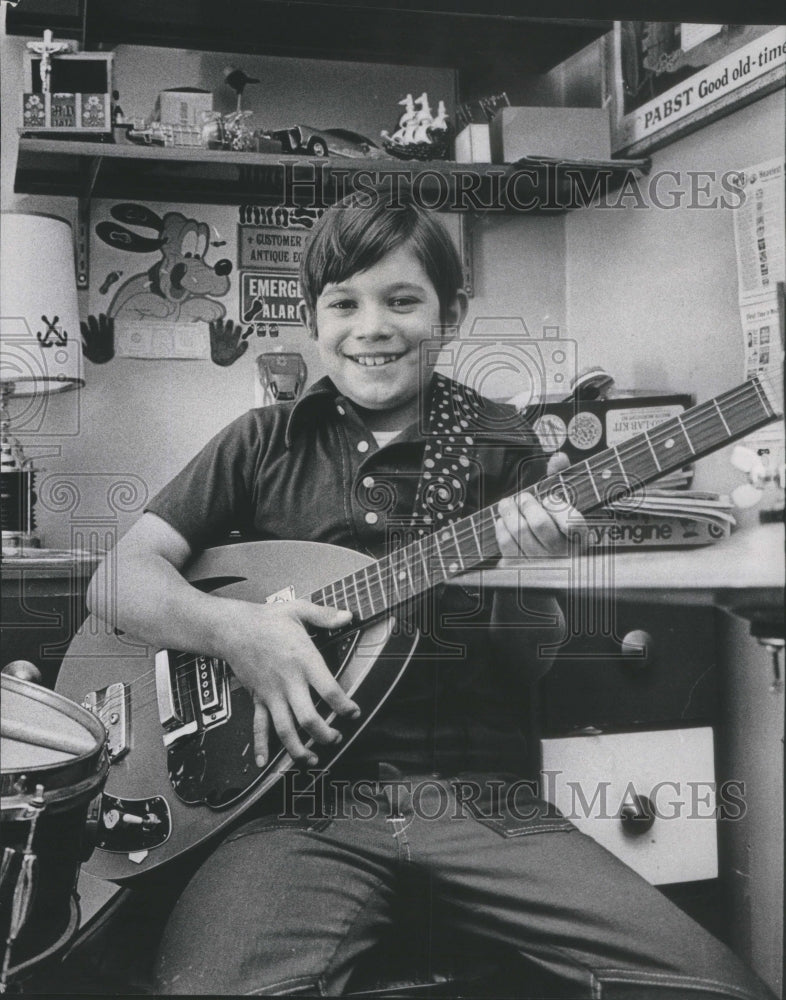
[26,30,72,94]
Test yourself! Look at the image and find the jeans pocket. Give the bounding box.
[451,773,576,838]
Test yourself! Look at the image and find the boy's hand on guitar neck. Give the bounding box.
[220,598,360,769]
[495,451,585,559]
[495,492,585,559]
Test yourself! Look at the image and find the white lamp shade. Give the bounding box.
[1,212,84,396]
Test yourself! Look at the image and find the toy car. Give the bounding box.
[269,125,384,158]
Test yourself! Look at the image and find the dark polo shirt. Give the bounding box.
[147,375,548,775]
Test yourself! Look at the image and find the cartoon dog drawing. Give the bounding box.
[96,203,232,323]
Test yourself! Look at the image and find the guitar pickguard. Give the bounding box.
[165,629,359,809]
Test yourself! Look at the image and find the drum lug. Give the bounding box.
[83,683,129,762]
[83,791,104,860]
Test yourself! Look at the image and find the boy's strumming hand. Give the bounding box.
[220,599,360,769]
[494,492,585,559]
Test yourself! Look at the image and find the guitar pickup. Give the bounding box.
[156,649,231,749]
[84,683,129,762]
[195,656,220,713]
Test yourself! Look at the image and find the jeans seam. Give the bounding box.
[596,968,765,999]
[513,941,602,998]
[388,815,412,862]
[243,973,323,995]
[477,817,576,837]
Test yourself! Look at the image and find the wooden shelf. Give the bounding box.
[14,137,649,210]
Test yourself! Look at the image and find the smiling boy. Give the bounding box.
[96,191,774,998]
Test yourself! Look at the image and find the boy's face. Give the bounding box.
[307,243,464,422]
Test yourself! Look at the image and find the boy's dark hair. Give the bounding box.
[300,187,463,328]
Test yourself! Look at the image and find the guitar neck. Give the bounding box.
[308,375,780,622]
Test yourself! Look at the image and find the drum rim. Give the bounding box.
[1,672,107,753]
[1,674,108,800]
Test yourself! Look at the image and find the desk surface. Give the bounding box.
[2,528,782,613]
[0,550,100,578]
[453,523,784,616]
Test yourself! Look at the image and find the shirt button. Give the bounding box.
[357,440,370,453]
[365,511,378,524]
[362,476,375,488]
[336,404,346,416]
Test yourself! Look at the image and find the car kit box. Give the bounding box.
[526,393,694,468]
[489,106,611,164]
[157,88,213,126]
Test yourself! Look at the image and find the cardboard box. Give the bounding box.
[158,88,213,127]
[489,106,611,164]
[585,510,731,548]
[454,124,491,163]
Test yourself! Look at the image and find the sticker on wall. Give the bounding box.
[241,272,302,332]
[84,202,240,362]
[237,204,323,333]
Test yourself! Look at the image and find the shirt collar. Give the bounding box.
[285,373,537,449]
[284,375,341,447]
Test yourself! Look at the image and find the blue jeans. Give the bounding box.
[154,769,775,998]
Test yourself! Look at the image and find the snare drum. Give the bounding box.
[1,674,109,984]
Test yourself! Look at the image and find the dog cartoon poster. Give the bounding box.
[88,201,240,364]
[86,199,329,384]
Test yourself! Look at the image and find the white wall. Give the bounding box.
[566,87,785,507]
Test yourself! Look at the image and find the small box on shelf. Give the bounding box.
[490,106,611,164]
[454,124,491,163]
[157,88,213,127]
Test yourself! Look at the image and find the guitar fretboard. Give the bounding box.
[308,376,778,622]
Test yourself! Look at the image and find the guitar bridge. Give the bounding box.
[155,649,232,748]
[84,683,129,762]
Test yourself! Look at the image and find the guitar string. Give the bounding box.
[307,384,774,614]
[89,379,779,721]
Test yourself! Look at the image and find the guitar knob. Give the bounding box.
[620,793,655,835]
[620,630,654,669]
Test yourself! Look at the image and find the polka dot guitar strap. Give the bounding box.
[411,374,481,536]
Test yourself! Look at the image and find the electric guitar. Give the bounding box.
[55,372,783,883]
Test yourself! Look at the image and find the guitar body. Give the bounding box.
[55,540,419,883]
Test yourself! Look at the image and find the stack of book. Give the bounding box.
[585,489,736,548]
